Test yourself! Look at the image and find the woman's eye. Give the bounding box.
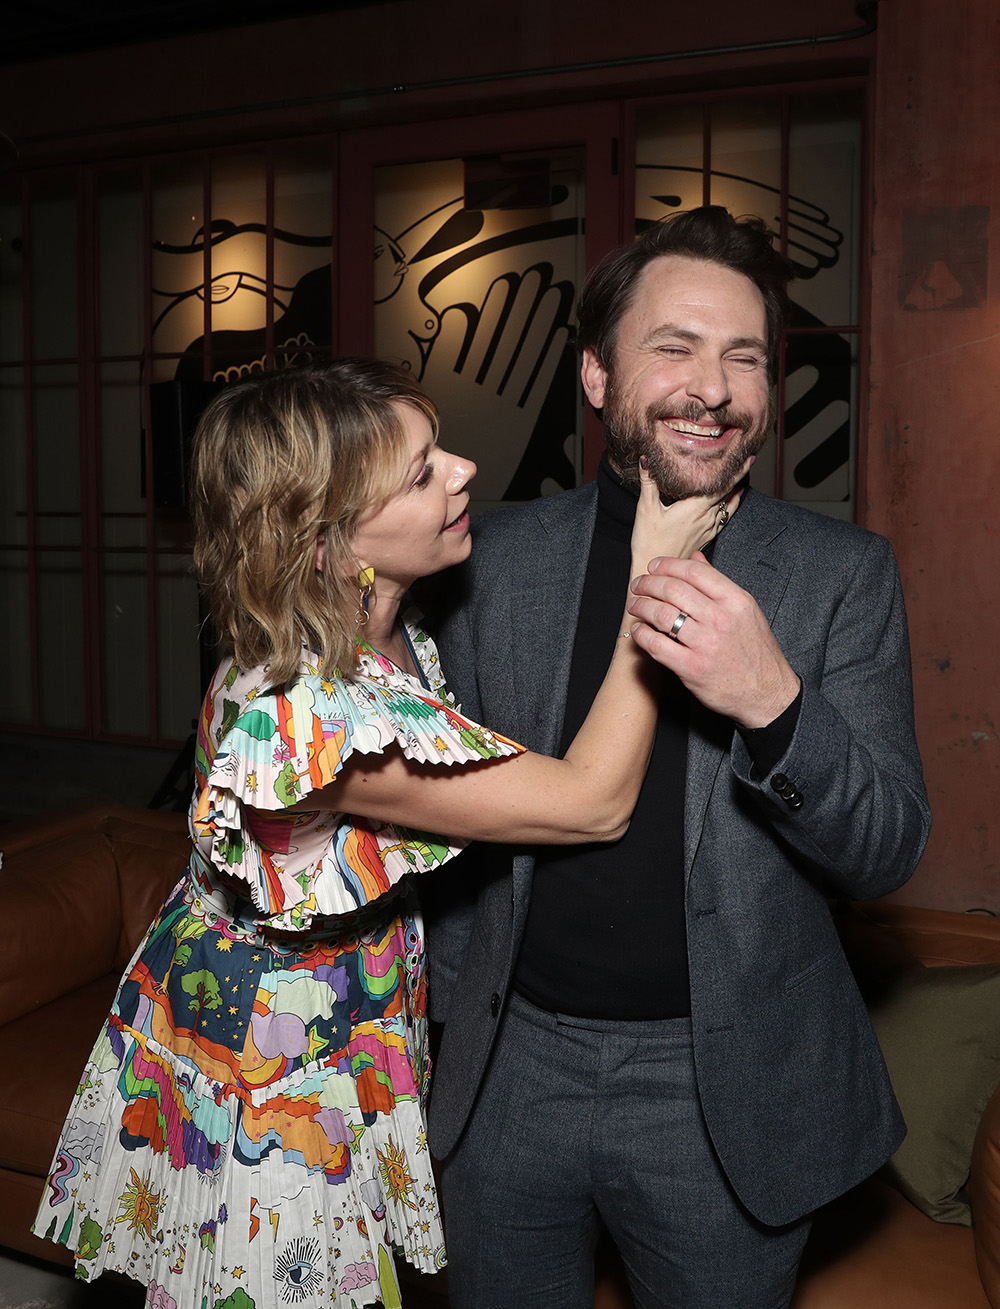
[413,462,434,489]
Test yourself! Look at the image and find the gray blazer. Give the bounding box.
[423,483,931,1227]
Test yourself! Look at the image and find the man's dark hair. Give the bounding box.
[576,206,795,383]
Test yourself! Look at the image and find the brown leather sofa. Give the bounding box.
[0,803,190,1269]
[2,806,999,1307]
[791,902,1000,1309]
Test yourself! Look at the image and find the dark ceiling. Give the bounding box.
[3,1,391,65]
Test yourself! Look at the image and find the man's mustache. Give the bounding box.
[645,401,752,433]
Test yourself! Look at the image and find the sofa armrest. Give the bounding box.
[105,814,190,968]
[0,801,157,858]
[970,1078,1000,1308]
[0,831,122,1024]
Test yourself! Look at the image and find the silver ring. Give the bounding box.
[717,505,730,527]
[668,611,688,641]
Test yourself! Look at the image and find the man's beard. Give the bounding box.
[602,374,773,501]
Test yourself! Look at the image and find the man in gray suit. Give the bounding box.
[422,206,930,1308]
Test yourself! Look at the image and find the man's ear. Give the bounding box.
[581,349,608,409]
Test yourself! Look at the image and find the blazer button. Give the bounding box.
[490,992,501,1018]
[771,773,803,808]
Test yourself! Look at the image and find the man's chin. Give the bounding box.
[648,453,744,502]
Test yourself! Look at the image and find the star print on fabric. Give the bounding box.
[36,637,458,1302]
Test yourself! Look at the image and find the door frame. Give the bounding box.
[337,101,624,481]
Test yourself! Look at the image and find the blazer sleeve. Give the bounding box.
[730,531,931,899]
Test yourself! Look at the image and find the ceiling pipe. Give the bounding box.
[12,2,878,149]
[379,1,878,99]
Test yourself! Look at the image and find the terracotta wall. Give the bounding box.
[867,0,1000,910]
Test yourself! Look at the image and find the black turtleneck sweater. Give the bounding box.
[512,457,799,1020]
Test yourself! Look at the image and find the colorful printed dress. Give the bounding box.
[33,622,521,1309]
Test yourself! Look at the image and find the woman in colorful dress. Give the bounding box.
[34,360,741,1309]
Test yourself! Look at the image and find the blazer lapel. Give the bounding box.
[502,483,598,756]
[683,490,794,877]
[501,484,596,925]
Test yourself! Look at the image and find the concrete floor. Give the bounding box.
[0,1249,143,1308]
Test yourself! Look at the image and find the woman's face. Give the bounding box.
[351,404,476,601]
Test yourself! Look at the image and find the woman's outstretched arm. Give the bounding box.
[302,464,747,845]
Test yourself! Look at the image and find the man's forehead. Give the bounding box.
[626,254,766,326]
[637,252,761,296]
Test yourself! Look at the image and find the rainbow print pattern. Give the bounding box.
[33,622,522,1307]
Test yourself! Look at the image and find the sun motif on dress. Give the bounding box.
[33,631,488,1297]
[376,1134,418,1210]
[115,1168,164,1242]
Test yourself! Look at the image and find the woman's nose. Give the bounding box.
[446,454,476,490]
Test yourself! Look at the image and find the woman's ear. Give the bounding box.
[315,535,326,572]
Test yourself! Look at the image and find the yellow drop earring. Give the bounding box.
[356,566,375,627]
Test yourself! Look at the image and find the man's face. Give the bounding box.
[582,254,774,500]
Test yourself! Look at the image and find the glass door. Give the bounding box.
[339,104,621,510]
[629,88,866,520]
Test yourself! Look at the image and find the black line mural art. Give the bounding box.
[153,220,333,384]
[375,196,581,501]
[638,165,855,499]
[153,162,856,504]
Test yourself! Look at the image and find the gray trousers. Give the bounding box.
[440,991,810,1309]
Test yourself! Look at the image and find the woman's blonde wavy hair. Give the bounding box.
[191,359,438,684]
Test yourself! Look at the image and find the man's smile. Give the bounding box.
[658,416,737,448]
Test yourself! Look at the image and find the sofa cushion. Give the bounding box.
[0,831,121,1025]
[0,802,177,859]
[104,814,190,969]
[793,1180,986,1308]
[868,963,1000,1225]
[0,974,119,1177]
[970,1079,1000,1306]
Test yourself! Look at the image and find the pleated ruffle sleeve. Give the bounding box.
[191,642,522,932]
